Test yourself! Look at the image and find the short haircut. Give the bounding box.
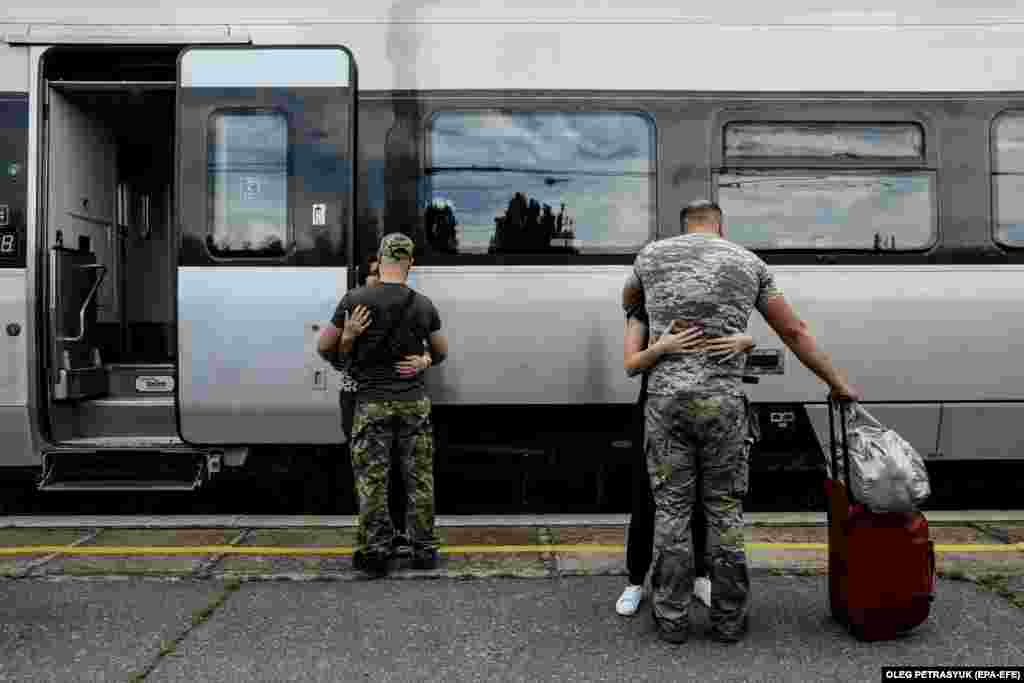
[680,200,723,229]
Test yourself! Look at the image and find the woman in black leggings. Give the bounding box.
[616,317,754,616]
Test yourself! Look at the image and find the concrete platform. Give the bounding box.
[0,519,1020,606]
[0,576,1021,683]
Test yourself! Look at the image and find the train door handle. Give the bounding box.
[6,322,20,336]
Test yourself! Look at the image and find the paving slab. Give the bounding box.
[936,552,1024,578]
[546,527,628,574]
[443,551,550,578]
[0,528,91,547]
[749,526,825,544]
[548,526,627,545]
[931,526,1004,545]
[36,555,211,577]
[0,529,89,577]
[241,527,357,547]
[215,528,356,575]
[440,526,543,546]
[144,576,1024,683]
[32,529,239,577]
[0,579,222,682]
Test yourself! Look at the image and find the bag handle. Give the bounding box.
[827,396,855,504]
[850,402,885,430]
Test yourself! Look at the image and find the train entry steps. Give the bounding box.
[37,446,220,493]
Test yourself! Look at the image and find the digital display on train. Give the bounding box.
[0,95,28,268]
[0,228,18,255]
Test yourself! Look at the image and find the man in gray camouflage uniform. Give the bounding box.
[625,200,859,643]
[318,233,449,577]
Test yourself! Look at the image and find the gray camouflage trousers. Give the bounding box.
[350,398,440,560]
[644,392,757,637]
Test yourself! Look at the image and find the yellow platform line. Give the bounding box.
[0,542,1021,556]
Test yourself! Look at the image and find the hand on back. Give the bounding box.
[650,322,704,355]
[343,305,372,339]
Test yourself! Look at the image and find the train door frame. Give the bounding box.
[173,44,358,446]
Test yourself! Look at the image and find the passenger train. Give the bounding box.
[1,2,1022,506]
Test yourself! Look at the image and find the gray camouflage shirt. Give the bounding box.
[626,233,781,397]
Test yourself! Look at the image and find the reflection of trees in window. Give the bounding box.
[425,112,654,256]
[424,200,459,254]
[489,192,578,254]
[208,111,290,258]
[206,233,285,258]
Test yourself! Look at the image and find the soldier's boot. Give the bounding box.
[352,549,389,579]
[411,549,440,570]
[709,615,749,644]
[391,533,412,558]
[653,614,690,644]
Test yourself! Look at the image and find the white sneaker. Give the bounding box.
[616,584,644,616]
[694,576,712,608]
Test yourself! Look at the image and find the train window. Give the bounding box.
[725,123,924,160]
[206,110,290,258]
[422,111,655,255]
[992,113,1024,247]
[716,171,936,250]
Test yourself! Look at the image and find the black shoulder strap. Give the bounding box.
[387,289,418,343]
[360,288,417,361]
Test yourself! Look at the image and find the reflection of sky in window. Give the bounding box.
[427,112,654,252]
[995,176,1024,245]
[726,124,923,158]
[994,115,1024,245]
[994,115,1024,173]
[209,112,288,252]
[182,48,350,88]
[717,173,934,249]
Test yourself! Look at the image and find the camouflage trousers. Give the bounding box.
[644,392,757,637]
[350,398,439,560]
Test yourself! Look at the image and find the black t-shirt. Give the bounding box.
[331,283,442,401]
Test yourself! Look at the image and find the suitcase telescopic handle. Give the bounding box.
[827,396,855,505]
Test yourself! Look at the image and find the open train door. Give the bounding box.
[175,46,356,445]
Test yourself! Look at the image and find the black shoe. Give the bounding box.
[653,615,689,644]
[352,550,389,578]
[411,550,440,570]
[391,534,412,558]
[709,615,749,644]
[657,627,690,644]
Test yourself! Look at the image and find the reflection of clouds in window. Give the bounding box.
[718,173,934,249]
[994,115,1024,173]
[726,124,923,159]
[994,114,1024,246]
[430,112,651,174]
[426,112,653,254]
[209,111,289,255]
[995,176,1024,245]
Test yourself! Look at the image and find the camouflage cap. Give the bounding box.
[379,232,415,260]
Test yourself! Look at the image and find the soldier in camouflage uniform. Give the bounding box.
[318,233,449,577]
[625,200,859,643]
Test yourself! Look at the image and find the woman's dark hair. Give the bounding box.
[358,253,380,286]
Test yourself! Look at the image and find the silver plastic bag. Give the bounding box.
[827,402,931,513]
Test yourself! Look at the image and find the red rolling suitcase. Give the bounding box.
[826,400,935,641]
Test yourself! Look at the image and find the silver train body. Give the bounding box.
[1,2,1023,491]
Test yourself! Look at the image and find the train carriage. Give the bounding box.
[0,2,1023,507]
